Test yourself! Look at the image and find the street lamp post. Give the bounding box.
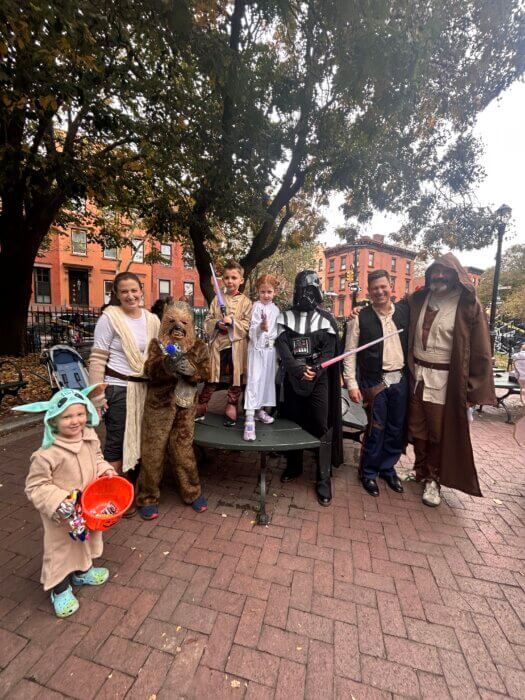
[489,204,512,356]
[350,246,359,308]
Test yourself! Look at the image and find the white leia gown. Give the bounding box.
[244,300,280,410]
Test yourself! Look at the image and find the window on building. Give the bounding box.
[102,245,117,260]
[131,238,144,263]
[159,279,171,299]
[160,244,172,265]
[183,281,195,306]
[34,268,51,303]
[368,252,374,267]
[391,276,396,290]
[391,257,397,271]
[405,260,411,275]
[328,258,334,273]
[103,280,113,305]
[71,228,87,256]
[339,275,346,291]
[405,279,411,294]
[183,250,194,269]
[340,256,346,271]
[328,277,334,292]
[318,258,323,271]
[338,297,345,317]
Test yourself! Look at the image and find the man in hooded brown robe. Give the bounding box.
[406,253,496,506]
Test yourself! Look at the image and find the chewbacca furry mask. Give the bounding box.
[159,301,196,353]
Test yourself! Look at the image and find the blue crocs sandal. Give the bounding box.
[51,585,79,618]
[191,495,208,513]
[71,566,109,586]
[139,504,159,520]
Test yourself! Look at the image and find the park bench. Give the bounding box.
[0,359,28,406]
[478,371,521,424]
[341,387,367,441]
[194,393,367,525]
[194,413,321,525]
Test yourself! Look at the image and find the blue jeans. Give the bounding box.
[360,373,408,480]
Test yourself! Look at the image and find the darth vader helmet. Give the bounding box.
[293,270,323,311]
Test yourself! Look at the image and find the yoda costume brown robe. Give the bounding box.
[406,253,496,496]
[25,428,112,591]
[137,302,210,506]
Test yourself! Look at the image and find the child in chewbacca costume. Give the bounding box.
[136,301,210,519]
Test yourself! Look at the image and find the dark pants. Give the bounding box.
[408,381,444,482]
[360,374,408,480]
[281,374,331,498]
[197,348,242,411]
[103,385,127,462]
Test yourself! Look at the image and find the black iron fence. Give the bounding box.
[27,305,209,355]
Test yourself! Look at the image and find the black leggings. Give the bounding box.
[53,569,89,594]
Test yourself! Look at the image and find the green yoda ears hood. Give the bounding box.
[12,385,104,449]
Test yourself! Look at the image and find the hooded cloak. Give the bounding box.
[407,253,496,496]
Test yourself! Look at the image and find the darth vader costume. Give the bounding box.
[276,270,343,506]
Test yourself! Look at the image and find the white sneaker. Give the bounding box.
[243,421,256,441]
[397,466,416,482]
[422,480,441,507]
[255,409,274,424]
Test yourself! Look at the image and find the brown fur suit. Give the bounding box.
[137,302,210,506]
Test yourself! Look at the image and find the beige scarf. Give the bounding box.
[103,306,160,472]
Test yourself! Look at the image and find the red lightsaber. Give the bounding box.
[310,328,403,371]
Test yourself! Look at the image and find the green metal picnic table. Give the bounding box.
[478,371,521,424]
[194,413,320,525]
[341,387,367,440]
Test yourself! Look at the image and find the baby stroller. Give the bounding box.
[41,344,89,393]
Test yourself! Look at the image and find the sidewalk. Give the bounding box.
[0,404,523,699]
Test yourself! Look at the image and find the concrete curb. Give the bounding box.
[0,414,41,438]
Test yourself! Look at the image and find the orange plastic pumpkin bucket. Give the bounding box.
[81,476,134,531]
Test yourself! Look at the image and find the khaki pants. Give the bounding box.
[408,381,445,483]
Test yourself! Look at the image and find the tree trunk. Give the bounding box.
[0,219,46,356]
[189,217,214,305]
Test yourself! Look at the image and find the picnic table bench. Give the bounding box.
[0,360,27,406]
[194,413,320,525]
[478,371,521,424]
[341,387,367,440]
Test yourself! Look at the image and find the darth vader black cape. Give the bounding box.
[277,306,343,469]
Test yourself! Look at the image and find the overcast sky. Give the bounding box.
[320,80,525,272]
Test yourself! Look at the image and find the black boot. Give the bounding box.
[281,451,303,483]
[316,429,332,506]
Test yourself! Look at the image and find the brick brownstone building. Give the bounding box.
[319,235,418,318]
[32,226,205,310]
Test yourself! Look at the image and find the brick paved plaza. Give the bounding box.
[0,404,523,699]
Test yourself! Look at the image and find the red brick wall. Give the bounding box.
[323,240,416,317]
[151,242,206,307]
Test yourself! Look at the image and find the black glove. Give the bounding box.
[163,354,194,377]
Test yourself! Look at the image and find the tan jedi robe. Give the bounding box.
[204,294,252,385]
[25,428,112,590]
[407,253,496,497]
